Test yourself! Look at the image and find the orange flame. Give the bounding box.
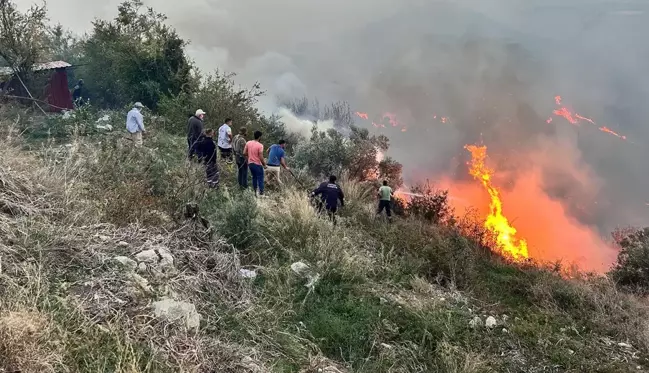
[465,144,529,260]
[356,112,369,120]
[599,126,627,140]
[549,96,628,141]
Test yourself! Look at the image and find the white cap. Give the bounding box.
[195,109,206,116]
[134,102,144,108]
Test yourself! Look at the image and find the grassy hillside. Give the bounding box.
[0,105,648,373]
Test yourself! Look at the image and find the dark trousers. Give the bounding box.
[249,163,264,195]
[188,137,198,159]
[206,162,219,188]
[378,200,392,217]
[327,207,338,226]
[236,155,248,188]
[219,147,233,161]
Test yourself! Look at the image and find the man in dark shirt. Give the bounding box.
[195,129,219,188]
[311,175,345,225]
[72,79,83,105]
[187,109,206,160]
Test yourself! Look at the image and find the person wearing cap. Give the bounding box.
[187,109,206,159]
[126,102,146,147]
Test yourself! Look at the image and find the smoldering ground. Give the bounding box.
[28,0,649,270]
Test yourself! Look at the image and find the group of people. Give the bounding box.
[124,103,395,224]
[185,109,290,194]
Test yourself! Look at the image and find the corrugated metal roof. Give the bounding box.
[0,60,72,76]
[34,60,72,71]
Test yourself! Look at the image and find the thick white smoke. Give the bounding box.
[276,107,334,139]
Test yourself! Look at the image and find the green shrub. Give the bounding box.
[213,191,260,250]
[610,227,649,293]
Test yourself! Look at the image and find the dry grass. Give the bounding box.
[0,310,64,373]
[0,110,648,372]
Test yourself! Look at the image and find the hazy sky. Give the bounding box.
[15,0,649,245]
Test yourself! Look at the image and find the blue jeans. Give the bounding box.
[249,163,264,195]
[236,156,248,188]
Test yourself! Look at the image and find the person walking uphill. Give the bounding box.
[126,102,146,147]
[267,140,289,186]
[195,129,219,188]
[244,130,266,196]
[233,126,248,189]
[218,118,234,162]
[377,180,394,221]
[311,175,345,226]
[187,109,206,159]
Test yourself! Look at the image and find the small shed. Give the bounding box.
[0,60,74,112]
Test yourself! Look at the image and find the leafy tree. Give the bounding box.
[293,124,403,187]
[0,0,47,71]
[79,0,191,108]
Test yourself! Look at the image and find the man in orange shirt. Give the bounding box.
[243,130,267,196]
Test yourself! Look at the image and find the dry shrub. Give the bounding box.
[0,310,63,373]
[530,274,649,350]
[436,341,492,373]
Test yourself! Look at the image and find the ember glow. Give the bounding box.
[355,112,369,120]
[548,96,628,141]
[465,144,529,260]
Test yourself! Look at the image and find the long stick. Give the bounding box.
[11,69,46,115]
[288,169,308,190]
[2,94,69,111]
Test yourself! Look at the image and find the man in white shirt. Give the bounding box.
[125,102,145,147]
[217,118,233,162]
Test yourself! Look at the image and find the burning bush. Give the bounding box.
[610,227,649,293]
[403,184,454,225]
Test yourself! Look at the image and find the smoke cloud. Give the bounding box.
[28,0,649,271]
[276,107,334,139]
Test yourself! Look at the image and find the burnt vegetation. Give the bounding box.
[0,1,648,372]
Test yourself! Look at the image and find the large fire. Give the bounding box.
[465,144,529,260]
[355,105,620,273]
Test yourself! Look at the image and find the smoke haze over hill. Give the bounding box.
[21,0,649,269]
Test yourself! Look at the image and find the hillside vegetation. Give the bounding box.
[1,1,649,372]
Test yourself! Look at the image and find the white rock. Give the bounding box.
[469,316,483,328]
[98,235,111,242]
[502,328,509,334]
[135,246,174,269]
[152,298,201,329]
[619,342,633,349]
[290,261,310,276]
[486,316,497,328]
[290,261,320,289]
[113,256,137,271]
[380,343,394,349]
[117,241,129,248]
[138,262,147,272]
[239,268,257,279]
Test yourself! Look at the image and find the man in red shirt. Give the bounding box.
[243,130,267,196]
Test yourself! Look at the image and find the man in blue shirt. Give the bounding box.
[266,139,289,186]
[125,102,145,147]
